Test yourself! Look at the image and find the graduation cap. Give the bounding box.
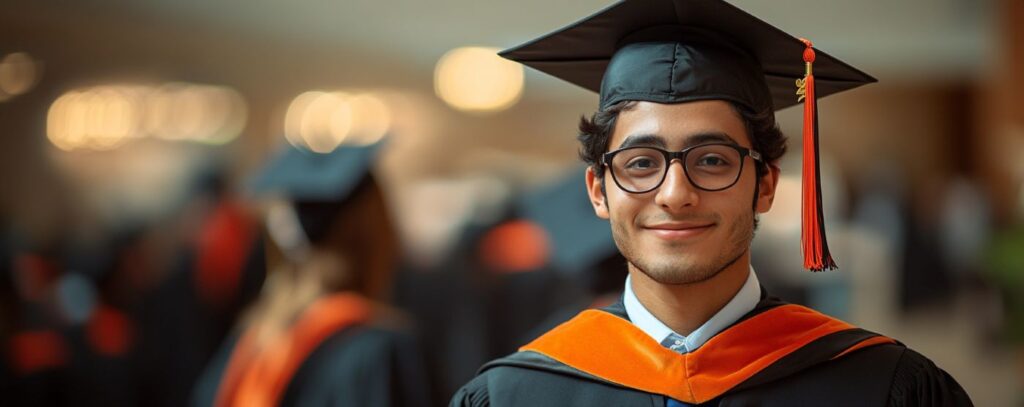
[249,142,383,244]
[501,0,877,271]
[519,167,619,275]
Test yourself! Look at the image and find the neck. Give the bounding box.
[628,251,751,336]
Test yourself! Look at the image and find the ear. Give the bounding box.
[755,163,781,214]
[585,167,610,219]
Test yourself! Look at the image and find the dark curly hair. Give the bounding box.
[578,100,787,181]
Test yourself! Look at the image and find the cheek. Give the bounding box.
[701,179,754,214]
[606,188,646,222]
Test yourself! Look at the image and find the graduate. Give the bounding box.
[192,142,432,407]
[451,0,973,405]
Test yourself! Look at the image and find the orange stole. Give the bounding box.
[213,293,372,407]
[520,304,895,404]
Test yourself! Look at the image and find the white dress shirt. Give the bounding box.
[623,267,761,353]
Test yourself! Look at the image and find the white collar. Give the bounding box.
[622,266,761,353]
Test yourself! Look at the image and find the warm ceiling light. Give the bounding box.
[46,87,138,151]
[47,83,246,151]
[146,83,246,144]
[283,90,395,152]
[434,46,523,113]
[347,93,391,145]
[284,91,353,153]
[0,52,39,101]
[47,91,83,151]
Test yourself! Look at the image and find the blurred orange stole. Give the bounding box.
[213,292,371,407]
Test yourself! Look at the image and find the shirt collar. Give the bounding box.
[622,266,761,353]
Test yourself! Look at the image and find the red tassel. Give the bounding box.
[797,39,837,271]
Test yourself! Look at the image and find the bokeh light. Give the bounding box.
[46,83,247,151]
[284,90,391,152]
[46,86,141,151]
[144,83,247,144]
[434,46,523,113]
[0,52,40,101]
[346,93,391,145]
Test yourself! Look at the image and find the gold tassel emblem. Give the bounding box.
[795,62,812,102]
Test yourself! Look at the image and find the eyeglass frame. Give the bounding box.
[600,143,764,194]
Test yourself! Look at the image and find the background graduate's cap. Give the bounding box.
[518,167,620,275]
[249,141,384,244]
[250,142,382,202]
[500,0,877,271]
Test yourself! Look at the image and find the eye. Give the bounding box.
[695,154,730,167]
[626,157,660,170]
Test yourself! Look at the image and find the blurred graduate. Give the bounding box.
[193,141,432,407]
[452,0,972,405]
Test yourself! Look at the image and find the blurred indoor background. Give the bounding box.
[0,0,1022,405]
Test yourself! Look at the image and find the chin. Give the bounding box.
[634,256,725,285]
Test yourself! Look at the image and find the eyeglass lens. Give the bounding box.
[609,145,744,192]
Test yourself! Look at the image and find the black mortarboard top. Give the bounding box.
[519,167,618,275]
[501,0,875,271]
[250,142,383,203]
[499,0,875,112]
[249,142,384,243]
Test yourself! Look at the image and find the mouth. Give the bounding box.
[644,222,715,240]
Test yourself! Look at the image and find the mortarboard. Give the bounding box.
[250,142,383,202]
[501,0,876,271]
[249,142,383,244]
[519,167,619,275]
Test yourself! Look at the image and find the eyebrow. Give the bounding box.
[616,132,739,150]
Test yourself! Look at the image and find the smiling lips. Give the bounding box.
[645,222,715,240]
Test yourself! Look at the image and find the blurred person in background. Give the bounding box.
[453,0,972,405]
[192,142,432,407]
[515,166,627,337]
[133,166,266,407]
[2,215,149,407]
[393,178,582,401]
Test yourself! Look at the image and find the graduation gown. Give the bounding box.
[192,293,432,407]
[451,292,972,406]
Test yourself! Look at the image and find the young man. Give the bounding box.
[451,0,972,405]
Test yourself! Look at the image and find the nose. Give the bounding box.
[654,159,700,211]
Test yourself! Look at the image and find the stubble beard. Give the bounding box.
[613,209,755,285]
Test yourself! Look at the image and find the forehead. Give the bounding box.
[609,100,750,149]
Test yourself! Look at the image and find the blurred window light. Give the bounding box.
[434,46,523,113]
[0,52,41,101]
[47,83,247,151]
[284,90,392,152]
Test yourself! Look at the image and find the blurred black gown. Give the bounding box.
[192,292,432,407]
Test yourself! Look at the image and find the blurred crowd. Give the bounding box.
[1,136,1022,405]
[0,0,1022,405]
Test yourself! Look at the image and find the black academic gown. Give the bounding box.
[451,291,972,406]
[192,296,432,407]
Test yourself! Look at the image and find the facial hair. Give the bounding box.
[611,208,754,285]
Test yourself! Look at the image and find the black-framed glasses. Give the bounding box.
[602,143,763,193]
